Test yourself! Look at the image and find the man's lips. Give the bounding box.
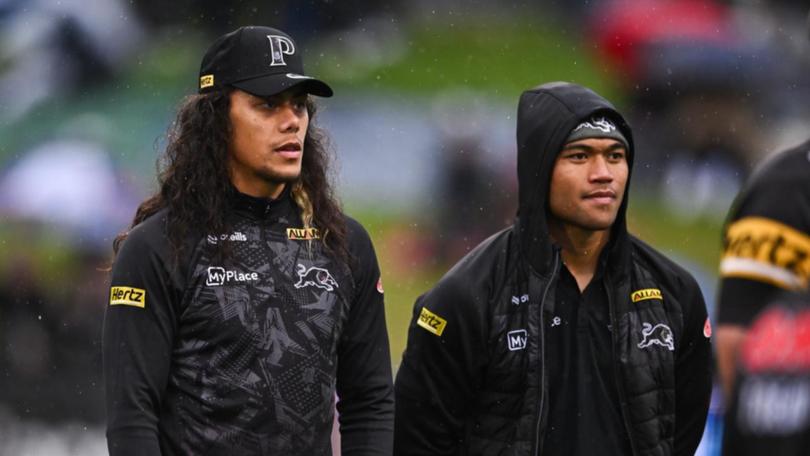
[583,190,616,204]
[275,141,302,158]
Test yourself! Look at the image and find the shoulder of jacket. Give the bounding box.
[629,235,701,294]
[343,214,370,243]
[433,227,517,304]
[746,142,810,191]
[121,208,171,253]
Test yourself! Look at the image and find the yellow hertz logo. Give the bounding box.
[417,307,447,336]
[110,286,146,308]
[199,74,214,89]
[721,217,810,290]
[631,288,662,303]
[287,227,320,240]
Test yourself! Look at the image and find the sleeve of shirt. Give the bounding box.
[103,222,179,456]
[336,220,395,456]
[674,274,712,456]
[716,178,810,326]
[393,273,487,455]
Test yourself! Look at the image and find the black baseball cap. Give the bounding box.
[198,25,333,98]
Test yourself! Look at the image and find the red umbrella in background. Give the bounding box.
[590,0,738,80]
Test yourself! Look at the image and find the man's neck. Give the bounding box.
[231,177,286,200]
[549,221,610,292]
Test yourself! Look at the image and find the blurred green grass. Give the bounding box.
[311,15,620,103]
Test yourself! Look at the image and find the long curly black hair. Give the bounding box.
[113,87,348,263]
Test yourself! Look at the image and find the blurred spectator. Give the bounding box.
[0,0,143,122]
[0,248,106,423]
[433,136,503,263]
[428,91,516,265]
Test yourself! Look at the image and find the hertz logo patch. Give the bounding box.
[631,288,662,303]
[287,227,320,240]
[417,307,447,336]
[110,286,146,308]
[200,74,214,89]
[721,217,810,290]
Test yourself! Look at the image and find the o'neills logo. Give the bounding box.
[287,227,320,241]
[207,232,247,244]
[206,267,259,286]
[631,288,662,303]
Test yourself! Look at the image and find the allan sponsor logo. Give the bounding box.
[417,307,447,336]
[110,286,146,308]
[206,231,247,244]
[507,329,528,351]
[721,217,810,290]
[376,277,384,294]
[631,288,662,303]
[206,267,259,286]
[294,264,338,291]
[638,322,675,351]
[287,227,320,240]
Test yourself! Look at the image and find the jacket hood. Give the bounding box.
[515,81,635,276]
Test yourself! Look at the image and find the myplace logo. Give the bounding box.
[206,267,259,286]
[507,329,528,351]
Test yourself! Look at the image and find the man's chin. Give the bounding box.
[259,169,301,184]
[577,216,618,232]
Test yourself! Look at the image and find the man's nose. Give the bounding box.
[589,156,614,182]
[278,103,301,132]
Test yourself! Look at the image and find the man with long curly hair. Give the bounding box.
[103,26,394,455]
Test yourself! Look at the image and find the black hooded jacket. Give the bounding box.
[394,82,712,455]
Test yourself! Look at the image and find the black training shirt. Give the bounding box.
[103,189,394,456]
[543,261,631,456]
[717,140,810,326]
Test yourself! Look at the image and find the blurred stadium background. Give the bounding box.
[0,0,808,454]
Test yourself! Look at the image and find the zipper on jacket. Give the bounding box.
[604,272,639,456]
[533,251,560,456]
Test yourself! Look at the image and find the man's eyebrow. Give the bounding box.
[561,141,626,152]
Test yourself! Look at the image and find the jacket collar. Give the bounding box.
[229,184,296,221]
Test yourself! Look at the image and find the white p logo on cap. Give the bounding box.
[268,35,295,66]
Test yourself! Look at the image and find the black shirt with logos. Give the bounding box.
[716,140,810,326]
[103,190,394,456]
[542,261,631,456]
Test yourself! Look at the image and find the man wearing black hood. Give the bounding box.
[394,82,712,456]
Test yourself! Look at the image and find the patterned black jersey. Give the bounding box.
[104,189,393,455]
[717,140,810,326]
